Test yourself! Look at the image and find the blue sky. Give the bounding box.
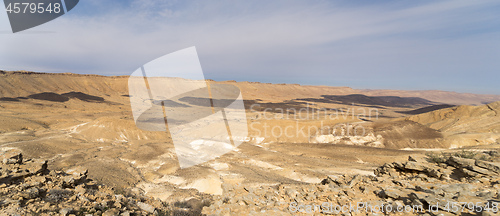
[1,0,499,94]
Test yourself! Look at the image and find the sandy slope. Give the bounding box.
[0,70,499,201]
[2,70,500,105]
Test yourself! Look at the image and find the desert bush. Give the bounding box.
[45,189,73,203]
[426,150,497,163]
[426,152,450,163]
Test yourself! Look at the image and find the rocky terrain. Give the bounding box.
[4,144,500,215]
[204,150,500,215]
[0,149,212,216]
[1,70,500,215]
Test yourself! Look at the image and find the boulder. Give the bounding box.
[447,156,475,168]
[1,152,22,164]
[19,187,40,199]
[137,202,155,213]
[476,160,500,174]
[378,187,409,200]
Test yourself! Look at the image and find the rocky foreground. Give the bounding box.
[0,150,211,216]
[204,151,500,216]
[2,150,500,216]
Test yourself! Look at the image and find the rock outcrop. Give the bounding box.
[0,150,211,216]
[3,146,500,215]
[203,151,500,215]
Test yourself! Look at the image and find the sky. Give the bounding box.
[0,0,499,94]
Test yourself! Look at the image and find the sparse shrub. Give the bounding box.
[155,209,172,216]
[426,152,450,164]
[75,207,89,216]
[45,189,73,203]
[453,150,477,159]
[426,150,497,163]
[174,201,191,208]
[171,210,198,216]
[171,199,212,216]
[114,187,133,197]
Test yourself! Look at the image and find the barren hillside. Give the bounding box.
[1,70,499,211]
[2,70,500,105]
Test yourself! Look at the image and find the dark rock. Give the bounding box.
[378,188,409,200]
[347,175,360,187]
[19,187,39,199]
[461,167,481,177]
[1,152,22,164]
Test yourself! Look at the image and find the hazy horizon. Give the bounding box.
[2,68,500,96]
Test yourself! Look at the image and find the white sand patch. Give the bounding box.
[281,171,322,183]
[351,169,375,176]
[243,159,283,170]
[232,136,251,143]
[219,172,245,185]
[117,133,128,142]
[355,157,364,164]
[136,182,173,201]
[401,148,448,151]
[189,139,234,151]
[209,162,230,171]
[118,157,136,165]
[67,122,89,134]
[154,175,186,185]
[180,174,223,195]
[134,159,167,169]
[314,133,384,147]
[252,137,265,144]
[0,147,21,152]
[328,168,375,177]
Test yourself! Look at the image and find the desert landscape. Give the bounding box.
[1,70,500,215]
